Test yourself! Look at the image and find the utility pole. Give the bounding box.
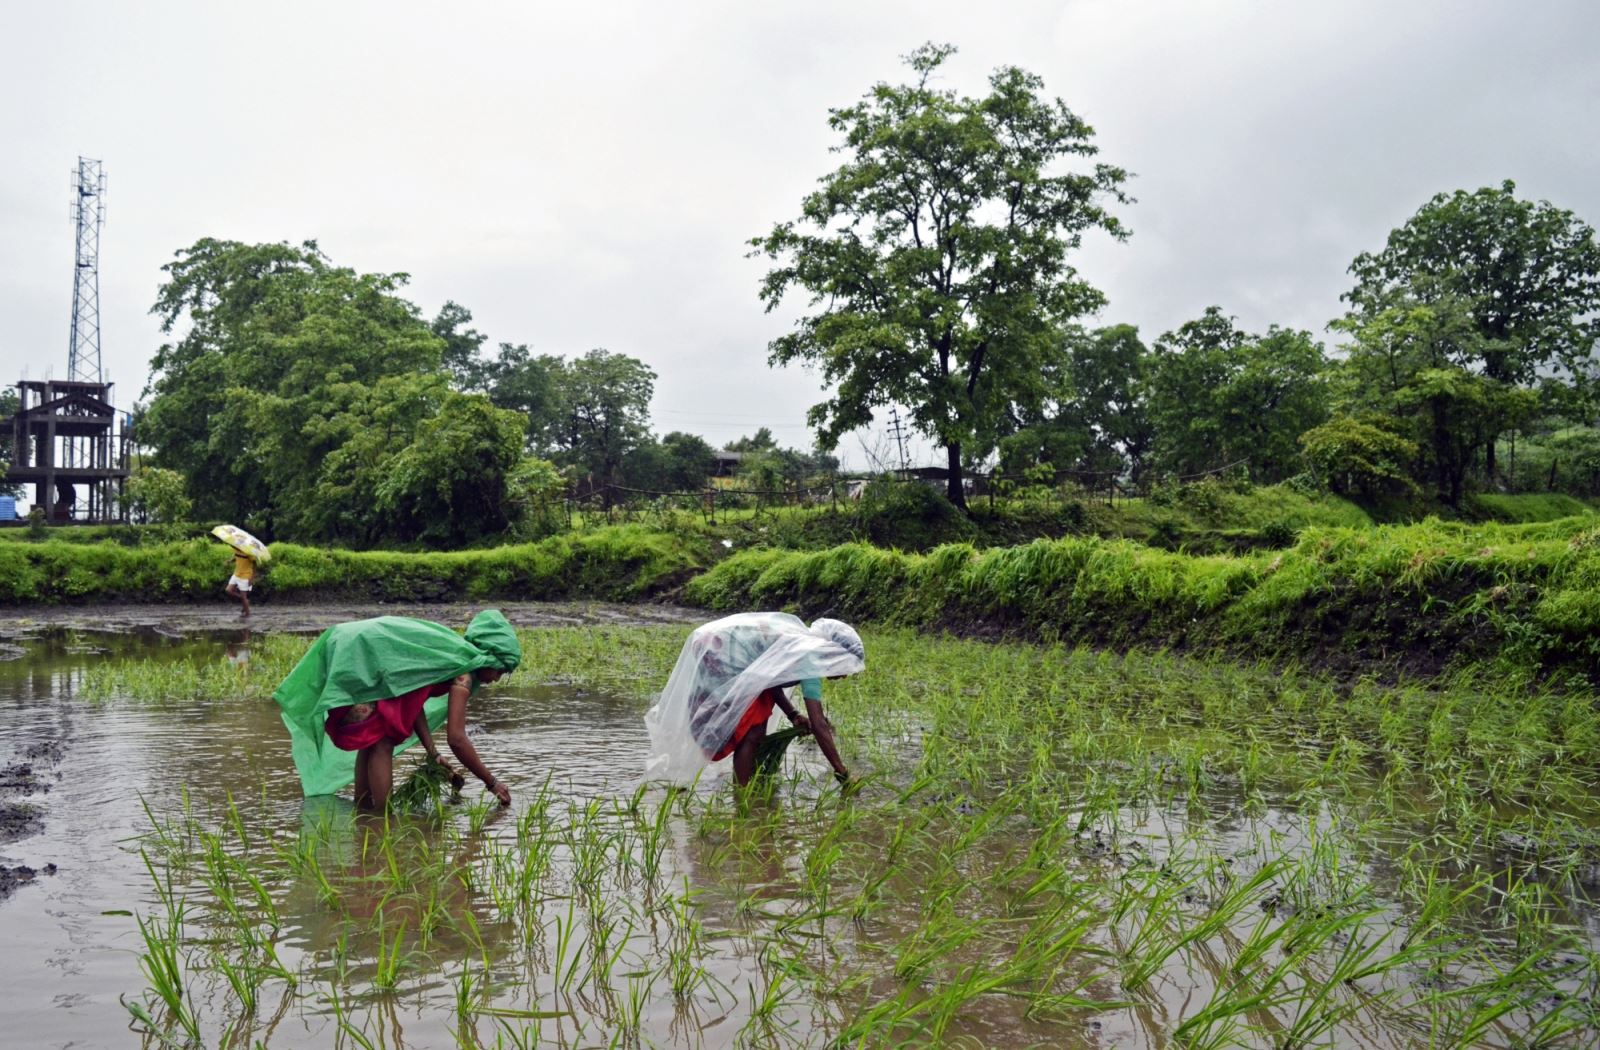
[886,407,911,475]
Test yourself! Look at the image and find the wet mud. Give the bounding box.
[0,599,703,649]
[0,740,63,901]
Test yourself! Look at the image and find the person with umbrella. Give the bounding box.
[213,524,269,619]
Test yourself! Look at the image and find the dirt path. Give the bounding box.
[0,599,705,645]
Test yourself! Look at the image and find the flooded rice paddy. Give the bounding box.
[0,607,1598,1048]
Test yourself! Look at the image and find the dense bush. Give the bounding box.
[1298,416,1419,501]
[851,481,977,550]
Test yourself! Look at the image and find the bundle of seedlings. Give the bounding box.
[391,757,466,811]
[754,726,808,778]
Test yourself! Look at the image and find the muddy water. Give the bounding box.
[1,621,1596,1048]
[0,617,710,1050]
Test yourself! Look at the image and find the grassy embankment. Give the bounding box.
[0,524,707,604]
[690,514,1600,678]
[8,487,1598,678]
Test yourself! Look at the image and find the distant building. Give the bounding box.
[1,379,131,523]
[711,449,744,478]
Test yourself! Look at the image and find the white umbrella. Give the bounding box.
[211,524,271,565]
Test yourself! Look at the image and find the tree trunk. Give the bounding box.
[1485,430,1498,485]
[945,442,967,511]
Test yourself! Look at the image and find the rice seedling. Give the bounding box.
[82,618,1600,1046]
[392,756,466,812]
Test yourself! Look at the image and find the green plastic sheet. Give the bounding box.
[273,610,522,796]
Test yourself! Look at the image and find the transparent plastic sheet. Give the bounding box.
[643,613,865,784]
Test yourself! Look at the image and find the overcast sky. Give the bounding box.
[3,0,1596,469]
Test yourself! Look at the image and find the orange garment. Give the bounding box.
[710,686,782,761]
[233,553,256,581]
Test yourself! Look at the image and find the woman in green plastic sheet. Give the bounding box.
[273,610,523,810]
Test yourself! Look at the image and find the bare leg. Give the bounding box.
[239,588,251,618]
[366,740,396,810]
[731,722,767,787]
[353,748,372,809]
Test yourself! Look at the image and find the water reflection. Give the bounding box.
[225,627,251,669]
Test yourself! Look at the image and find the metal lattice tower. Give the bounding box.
[67,157,105,384]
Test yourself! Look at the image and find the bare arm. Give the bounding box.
[413,709,441,762]
[412,709,466,788]
[445,674,511,805]
[805,698,849,782]
[774,689,811,732]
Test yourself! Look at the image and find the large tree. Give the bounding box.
[1147,308,1329,482]
[751,43,1129,509]
[477,343,563,453]
[1066,324,1154,481]
[547,349,655,502]
[1330,296,1536,505]
[144,239,539,543]
[431,300,489,389]
[144,239,443,522]
[1344,181,1600,479]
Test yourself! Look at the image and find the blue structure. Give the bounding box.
[0,496,15,521]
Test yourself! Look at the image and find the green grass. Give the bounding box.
[688,514,1600,677]
[0,524,707,604]
[1464,492,1595,523]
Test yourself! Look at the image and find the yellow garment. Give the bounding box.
[233,554,256,580]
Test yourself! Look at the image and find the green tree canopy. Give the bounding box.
[120,466,193,524]
[1146,308,1329,483]
[547,349,655,502]
[751,43,1130,509]
[1298,416,1419,501]
[644,431,719,491]
[1344,181,1600,476]
[726,428,778,453]
[0,385,19,499]
[1068,324,1153,481]
[1001,323,1157,484]
[431,300,489,389]
[475,343,562,453]
[1331,297,1537,504]
[144,239,445,523]
[142,240,536,544]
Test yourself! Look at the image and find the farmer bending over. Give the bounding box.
[644,613,865,788]
[273,610,522,810]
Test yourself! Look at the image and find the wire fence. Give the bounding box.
[556,458,1254,525]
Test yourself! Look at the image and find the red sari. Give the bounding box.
[325,680,453,751]
[709,686,783,761]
